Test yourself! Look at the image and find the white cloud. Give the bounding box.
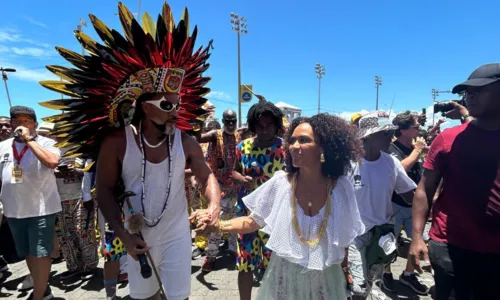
[22,16,48,29]
[206,91,235,104]
[10,67,57,82]
[10,47,53,57]
[0,29,22,43]
[0,58,57,82]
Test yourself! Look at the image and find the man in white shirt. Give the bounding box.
[347,112,416,300]
[0,106,61,300]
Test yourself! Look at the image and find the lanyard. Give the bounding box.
[12,142,29,165]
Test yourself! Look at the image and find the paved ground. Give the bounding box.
[0,237,434,300]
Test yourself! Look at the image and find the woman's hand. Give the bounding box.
[189,209,216,233]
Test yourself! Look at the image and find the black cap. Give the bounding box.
[452,63,500,94]
[10,105,37,121]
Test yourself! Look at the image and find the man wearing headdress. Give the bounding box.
[39,3,220,299]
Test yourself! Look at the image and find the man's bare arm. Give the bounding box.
[412,169,442,238]
[95,131,127,238]
[198,129,217,144]
[183,133,220,216]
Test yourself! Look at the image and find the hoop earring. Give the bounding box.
[320,153,325,163]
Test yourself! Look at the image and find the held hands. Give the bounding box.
[189,209,219,234]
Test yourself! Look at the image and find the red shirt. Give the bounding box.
[424,122,500,253]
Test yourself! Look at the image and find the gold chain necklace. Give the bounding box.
[291,174,333,247]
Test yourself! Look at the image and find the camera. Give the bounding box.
[433,100,466,114]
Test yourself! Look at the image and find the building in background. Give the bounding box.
[275,101,302,121]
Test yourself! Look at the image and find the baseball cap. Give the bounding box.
[452,63,500,94]
[10,105,37,121]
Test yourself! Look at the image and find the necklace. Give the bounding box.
[138,122,173,227]
[291,174,333,246]
[142,134,167,148]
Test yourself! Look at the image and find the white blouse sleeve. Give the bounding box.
[242,170,288,231]
[332,176,365,247]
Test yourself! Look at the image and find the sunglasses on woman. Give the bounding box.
[145,97,180,112]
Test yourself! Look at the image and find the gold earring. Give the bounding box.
[320,153,325,163]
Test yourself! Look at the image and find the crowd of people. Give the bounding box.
[0,2,499,300]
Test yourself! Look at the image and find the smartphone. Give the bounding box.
[419,108,426,126]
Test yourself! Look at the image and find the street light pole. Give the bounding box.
[315,63,325,114]
[375,76,382,110]
[77,18,87,55]
[0,67,16,108]
[431,88,452,125]
[230,12,247,127]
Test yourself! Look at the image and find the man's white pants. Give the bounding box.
[127,234,191,300]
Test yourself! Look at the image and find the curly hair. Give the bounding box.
[285,113,363,179]
[392,110,418,137]
[246,102,284,133]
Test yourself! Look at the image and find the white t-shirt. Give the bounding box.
[347,151,416,232]
[0,137,62,218]
[55,150,83,202]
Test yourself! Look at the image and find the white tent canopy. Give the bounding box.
[274,101,301,121]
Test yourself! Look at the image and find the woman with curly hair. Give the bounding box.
[192,113,365,299]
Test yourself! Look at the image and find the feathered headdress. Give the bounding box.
[38,2,213,160]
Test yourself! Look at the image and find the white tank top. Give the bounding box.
[121,125,189,246]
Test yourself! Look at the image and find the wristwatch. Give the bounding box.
[460,114,470,124]
[24,136,36,142]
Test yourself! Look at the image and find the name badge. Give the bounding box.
[11,167,23,184]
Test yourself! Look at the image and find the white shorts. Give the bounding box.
[127,234,191,300]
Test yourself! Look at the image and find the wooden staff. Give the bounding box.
[119,191,167,299]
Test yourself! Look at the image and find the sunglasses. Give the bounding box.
[145,98,180,112]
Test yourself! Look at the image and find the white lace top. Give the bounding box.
[243,170,365,271]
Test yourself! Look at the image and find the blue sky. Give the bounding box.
[0,0,498,126]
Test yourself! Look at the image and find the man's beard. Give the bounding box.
[151,120,175,135]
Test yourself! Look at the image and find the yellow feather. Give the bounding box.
[142,12,157,39]
[82,161,95,172]
[39,81,80,98]
[39,100,70,110]
[162,2,175,33]
[118,2,135,43]
[88,14,115,46]
[181,7,190,36]
[45,66,75,84]
[74,30,99,55]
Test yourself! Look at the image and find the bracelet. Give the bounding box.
[218,220,230,235]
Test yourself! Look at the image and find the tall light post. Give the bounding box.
[230,12,247,127]
[315,63,325,114]
[0,67,16,107]
[431,88,452,125]
[77,18,87,55]
[375,76,382,110]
